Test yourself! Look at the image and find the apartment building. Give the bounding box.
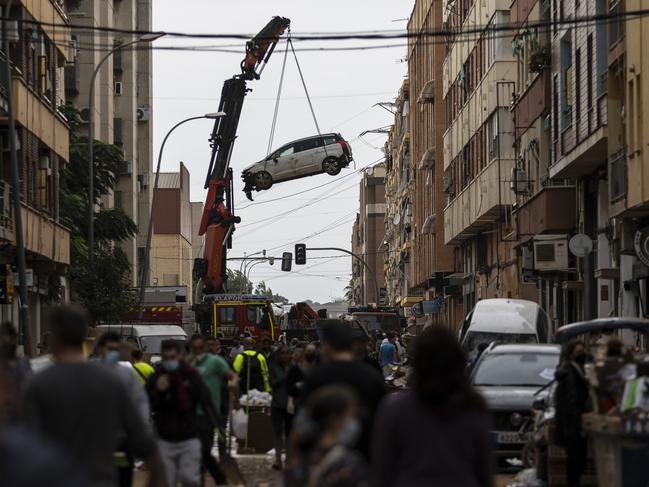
[351,163,387,306]
[384,81,415,307]
[151,162,194,299]
[66,0,154,286]
[441,0,519,328]
[509,0,577,333]
[406,0,460,325]
[607,0,649,320]
[0,0,72,347]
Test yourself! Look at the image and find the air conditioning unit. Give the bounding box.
[118,160,132,175]
[136,106,150,122]
[114,81,122,96]
[533,235,569,271]
[138,173,149,188]
[443,175,453,193]
[79,107,90,123]
[510,167,528,194]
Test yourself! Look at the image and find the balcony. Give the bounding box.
[444,157,515,245]
[21,1,72,61]
[20,204,70,265]
[550,94,608,179]
[514,185,576,243]
[10,76,69,160]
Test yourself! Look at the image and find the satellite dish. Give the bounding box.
[393,214,401,225]
[634,227,649,267]
[569,233,593,258]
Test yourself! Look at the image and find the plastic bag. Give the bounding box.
[231,408,248,440]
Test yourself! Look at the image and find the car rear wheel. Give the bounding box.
[254,171,273,190]
[322,157,342,176]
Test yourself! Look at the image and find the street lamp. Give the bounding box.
[137,112,227,320]
[87,32,166,265]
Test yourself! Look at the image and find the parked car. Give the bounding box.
[241,133,352,196]
[459,298,551,360]
[471,343,561,467]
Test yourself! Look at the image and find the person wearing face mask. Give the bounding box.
[96,332,151,487]
[189,335,235,485]
[554,339,591,487]
[147,339,220,487]
[284,385,369,487]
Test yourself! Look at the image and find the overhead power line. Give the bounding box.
[5,8,649,42]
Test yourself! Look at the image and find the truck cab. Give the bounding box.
[194,294,278,342]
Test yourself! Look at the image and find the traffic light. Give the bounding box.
[295,243,307,265]
[281,252,293,272]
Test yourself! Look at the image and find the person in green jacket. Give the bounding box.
[190,335,236,485]
[233,338,271,393]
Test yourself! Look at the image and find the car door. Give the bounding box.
[267,143,297,180]
[312,135,338,167]
[294,137,323,174]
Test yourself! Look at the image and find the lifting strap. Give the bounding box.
[266,36,290,157]
[264,31,329,165]
[288,38,329,157]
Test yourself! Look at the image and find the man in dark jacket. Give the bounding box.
[147,339,219,487]
[554,340,590,487]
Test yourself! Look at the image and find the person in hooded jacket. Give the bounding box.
[147,340,219,487]
[554,339,590,487]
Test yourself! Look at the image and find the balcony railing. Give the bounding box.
[610,150,627,204]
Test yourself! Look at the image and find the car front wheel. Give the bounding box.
[254,171,273,190]
[322,157,342,176]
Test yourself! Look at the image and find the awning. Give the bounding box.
[417,79,435,104]
[418,147,436,170]
[421,215,436,235]
[400,296,424,307]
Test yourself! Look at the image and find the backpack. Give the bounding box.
[240,352,264,393]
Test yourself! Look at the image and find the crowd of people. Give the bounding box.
[0,303,597,487]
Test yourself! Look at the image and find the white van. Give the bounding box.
[459,299,550,356]
[93,324,188,359]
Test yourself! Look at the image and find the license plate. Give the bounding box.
[496,431,532,444]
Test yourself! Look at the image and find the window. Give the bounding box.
[219,306,237,324]
[295,137,322,153]
[575,48,581,128]
[115,190,123,209]
[322,136,336,146]
[247,305,270,329]
[587,35,594,110]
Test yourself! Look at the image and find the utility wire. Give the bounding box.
[10,8,648,41]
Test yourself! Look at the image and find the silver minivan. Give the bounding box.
[93,324,187,360]
[459,299,550,357]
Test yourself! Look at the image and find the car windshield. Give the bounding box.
[353,315,400,333]
[473,352,560,387]
[140,335,186,353]
[465,331,537,352]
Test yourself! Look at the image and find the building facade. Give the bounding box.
[407,0,458,325]
[441,0,519,330]
[151,163,194,299]
[0,0,72,349]
[351,163,386,305]
[66,0,154,286]
[384,81,414,307]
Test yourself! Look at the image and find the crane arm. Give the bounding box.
[194,17,290,295]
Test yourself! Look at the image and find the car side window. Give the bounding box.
[295,138,322,153]
[322,136,336,146]
[278,145,295,157]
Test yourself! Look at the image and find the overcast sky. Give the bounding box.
[153,0,414,303]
